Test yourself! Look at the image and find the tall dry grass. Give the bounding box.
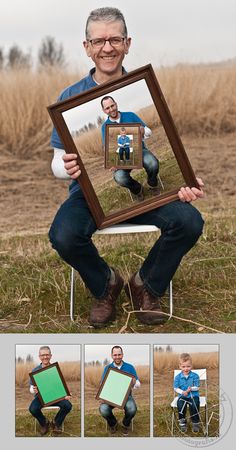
[85,364,149,387]
[154,352,219,373]
[15,361,80,387]
[156,64,236,136]
[0,68,81,158]
[1,62,236,159]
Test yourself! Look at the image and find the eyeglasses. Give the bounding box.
[88,37,125,48]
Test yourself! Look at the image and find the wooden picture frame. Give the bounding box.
[105,123,143,169]
[95,367,135,409]
[47,64,199,229]
[29,362,70,407]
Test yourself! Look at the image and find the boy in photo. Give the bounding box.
[174,353,200,433]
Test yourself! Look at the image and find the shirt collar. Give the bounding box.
[89,66,127,86]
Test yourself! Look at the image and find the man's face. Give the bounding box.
[179,360,192,376]
[84,20,131,78]
[102,98,119,119]
[39,349,52,367]
[111,347,123,365]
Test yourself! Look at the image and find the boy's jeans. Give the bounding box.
[177,396,200,423]
[114,148,159,194]
[29,396,72,427]
[99,397,137,427]
[49,188,204,299]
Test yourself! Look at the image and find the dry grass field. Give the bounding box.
[15,360,80,437]
[0,63,235,333]
[153,352,219,437]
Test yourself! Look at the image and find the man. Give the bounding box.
[99,346,140,435]
[49,7,204,328]
[29,346,72,435]
[101,95,159,200]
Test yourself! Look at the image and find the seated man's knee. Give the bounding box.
[125,399,137,416]
[29,402,39,416]
[99,403,110,417]
[63,400,72,412]
[113,170,128,186]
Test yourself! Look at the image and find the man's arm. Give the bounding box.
[51,149,71,179]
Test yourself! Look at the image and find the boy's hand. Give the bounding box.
[182,390,189,396]
[178,177,204,202]
[62,153,81,179]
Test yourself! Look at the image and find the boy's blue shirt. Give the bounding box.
[118,135,131,147]
[174,370,200,398]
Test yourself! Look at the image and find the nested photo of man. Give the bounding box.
[153,344,219,438]
[15,344,81,437]
[84,344,150,437]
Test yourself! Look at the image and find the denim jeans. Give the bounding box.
[113,147,159,194]
[119,147,130,160]
[49,188,204,299]
[177,396,200,423]
[29,396,72,427]
[99,396,137,427]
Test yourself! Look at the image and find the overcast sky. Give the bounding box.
[2,0,236,69]
[85,345,149,365]
[154,344,219,353]
[15,345,80,362]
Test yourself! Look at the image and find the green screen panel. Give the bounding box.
[100,370,131,406]
[33,366,67,404]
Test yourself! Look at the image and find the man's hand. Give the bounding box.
[178,177,204,203]
[65,394,72,400]
[62,153,81,179]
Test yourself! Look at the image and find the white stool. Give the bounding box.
[70,223,173,322]
[34,406,64,434]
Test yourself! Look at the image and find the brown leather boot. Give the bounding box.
[89,270,124,327]
[39,420,50,436]
[124,272,166,324]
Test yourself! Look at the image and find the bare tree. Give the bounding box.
[0,47,4,70]
[38,36,66,68]
[7,45,31,69]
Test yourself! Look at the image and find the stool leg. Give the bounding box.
[169,280,173,319]
[70,267,75,322]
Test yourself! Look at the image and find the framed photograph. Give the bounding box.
[47,64,199,229]
[95,367,135,409]
[105,123,142,169]
[29,362,70,407]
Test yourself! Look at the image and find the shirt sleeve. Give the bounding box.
[173,374,179,389]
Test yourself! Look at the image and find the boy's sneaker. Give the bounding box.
[179,419,187,432]
[192,422,200,433]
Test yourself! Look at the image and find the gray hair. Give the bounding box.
[39,346,51,354]
[85,7,128,39]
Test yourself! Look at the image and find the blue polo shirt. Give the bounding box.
[101,112,145,146]
[102,361,138,382]
[174,370,200,398]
